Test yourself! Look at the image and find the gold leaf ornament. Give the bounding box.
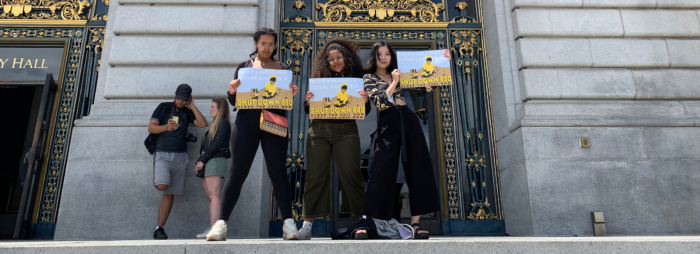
[4,4,32,16]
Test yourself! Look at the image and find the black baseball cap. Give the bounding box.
[175,84,192,101]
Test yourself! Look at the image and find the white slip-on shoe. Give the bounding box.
[298,226,312,240]
[282,219,299,240]
[206,220,227,241]
[196,227,211,239]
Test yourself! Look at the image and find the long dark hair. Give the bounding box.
[311,37,364,78]
[249,27,278,60]
[363,41,398,75]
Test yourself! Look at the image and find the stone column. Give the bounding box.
[55,0,279,240]
[484,0,700,236]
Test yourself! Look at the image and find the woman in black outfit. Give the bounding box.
[359,41,450,239]
[206,27,300,241]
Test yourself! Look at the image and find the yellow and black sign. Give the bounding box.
[308,78,365,120]
[398,49,453,88]
[235,69,295,110]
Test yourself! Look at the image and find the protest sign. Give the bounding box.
[398,49,453,88]
[308,78,365,120]
[235,68,294,110]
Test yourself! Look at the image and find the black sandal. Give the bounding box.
[353,228,369,240]
[411,223,429,239]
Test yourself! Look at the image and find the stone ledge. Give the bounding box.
[621,10,700,37]
[666,40,700,67]
[511,0,583,9]
[521,100,692,118]
[518,100,700,127]
[112,5,258,35]
[521,127,647,160]
[519,68,700,100]
[512,0,700,9]
[589,39,670,68]
[520,116,700,127]
[108,35,254,66]
[519,68,635,100]
[103,66,236,99]
[516,38,592,68]
[513,8,624,38]
[632,69,700,99]
[3,237,700,253]
[657,0,700,8]
[517,38,688,68]
[583,0,657,8]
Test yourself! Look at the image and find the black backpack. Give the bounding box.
[144,102,173,155]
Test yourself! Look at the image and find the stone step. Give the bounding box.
[1,236,699,254]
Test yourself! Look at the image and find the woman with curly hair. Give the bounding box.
[298,37,371,240]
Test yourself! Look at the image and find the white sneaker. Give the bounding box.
[282,219,299,240]
[298,226,312,240]
[196,227,211,239]
[206,220,227,241]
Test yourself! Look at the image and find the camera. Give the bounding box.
[185,132,197,143]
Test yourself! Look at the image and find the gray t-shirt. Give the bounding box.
[151,103,195,153]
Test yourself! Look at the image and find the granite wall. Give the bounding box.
[484,0,700,236]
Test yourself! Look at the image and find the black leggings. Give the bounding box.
[219,109,293,220]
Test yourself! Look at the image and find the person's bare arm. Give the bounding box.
[187,96,208,128]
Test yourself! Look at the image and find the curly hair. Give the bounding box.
[311,37,364,78]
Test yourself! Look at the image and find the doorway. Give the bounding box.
[0,86,42,238]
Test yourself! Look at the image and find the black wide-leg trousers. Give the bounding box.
[219,109,293,220]
[363,106,441,220]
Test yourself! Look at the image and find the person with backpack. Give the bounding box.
[147,84,207,239]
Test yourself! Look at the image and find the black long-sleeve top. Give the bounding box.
[198,119,231,163]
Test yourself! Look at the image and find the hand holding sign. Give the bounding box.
[397,49,454,88]
[306,91,315,104]
[290,82,299,97]
[358,90,369,103]
[235,69,294,110]
[229,79,241,94]
[444,49,451,60]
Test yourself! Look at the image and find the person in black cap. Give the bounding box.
[147,83,207,239]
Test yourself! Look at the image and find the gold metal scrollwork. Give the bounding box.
[281,29,312,75]
[450,1,476,24]
[284,0,312,23]
[0,0,91,20]
[450,30,481,74]
[316,0,445,23]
